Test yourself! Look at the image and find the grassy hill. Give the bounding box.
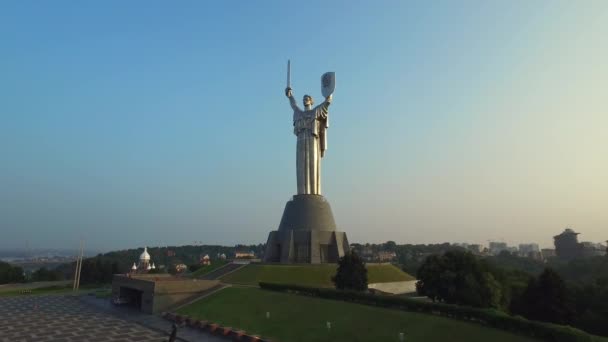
[177,287,538,342]
[220,263,414,287]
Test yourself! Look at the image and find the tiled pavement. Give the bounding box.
[78,295,226,342]
[0,295,223,342]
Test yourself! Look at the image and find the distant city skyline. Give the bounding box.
[1,1,607,250]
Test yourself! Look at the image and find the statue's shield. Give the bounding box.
[321,72,335,98]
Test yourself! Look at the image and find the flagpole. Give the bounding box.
[75,241,84,291]
[72,241,81,291]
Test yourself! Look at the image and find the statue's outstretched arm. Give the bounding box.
[288,90,302,112]
[315,95,332,119]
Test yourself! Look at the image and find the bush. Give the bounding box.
[259,282,596,342]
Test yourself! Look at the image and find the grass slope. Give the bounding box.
[177,287,537,342]
[221,263,413,287]
[367,264,415,283]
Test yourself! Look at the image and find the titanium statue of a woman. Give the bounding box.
[262,65,346,264]
[285,86,332,195]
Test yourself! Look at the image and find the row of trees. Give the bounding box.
[30,267,64,282]
[0,261,67,284]
[416,250,608,336]
[0,261,25,284]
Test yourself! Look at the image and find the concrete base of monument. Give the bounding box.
[263,194,350,264]
[263,229,350,263]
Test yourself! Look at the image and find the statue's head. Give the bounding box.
[303,95,314,107]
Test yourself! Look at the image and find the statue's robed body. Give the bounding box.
[288,94,331,195]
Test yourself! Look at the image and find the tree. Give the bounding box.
[383,241,397,252]
[512,268,574,325]
[415,254,443,302]
[0,261,25,284]
[416,251,502,308]
[570,276,608,336]
[332,251,368,291]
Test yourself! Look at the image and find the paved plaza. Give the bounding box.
[1,295,172,342]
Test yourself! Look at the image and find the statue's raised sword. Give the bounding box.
[287,59,291,89]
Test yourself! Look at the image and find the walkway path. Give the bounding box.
[80,295,227,342]
[172,284,230,312]
[199,263,246,280]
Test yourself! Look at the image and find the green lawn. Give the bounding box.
[177,287,537,342]
[220,263,413,287]
[190,260,229,278]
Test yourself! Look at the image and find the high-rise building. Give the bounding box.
[489,242,508,255]
[554,228,582,260]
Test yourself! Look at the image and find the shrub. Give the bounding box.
[332,251,368,291]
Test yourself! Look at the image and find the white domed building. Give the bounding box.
[131,247,155,274]
[201,254,211,266]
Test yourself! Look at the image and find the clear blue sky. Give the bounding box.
[1,1,607,251]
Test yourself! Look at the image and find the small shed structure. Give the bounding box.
[111,274,219,314]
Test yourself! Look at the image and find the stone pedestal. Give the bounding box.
[263,194,349,263]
